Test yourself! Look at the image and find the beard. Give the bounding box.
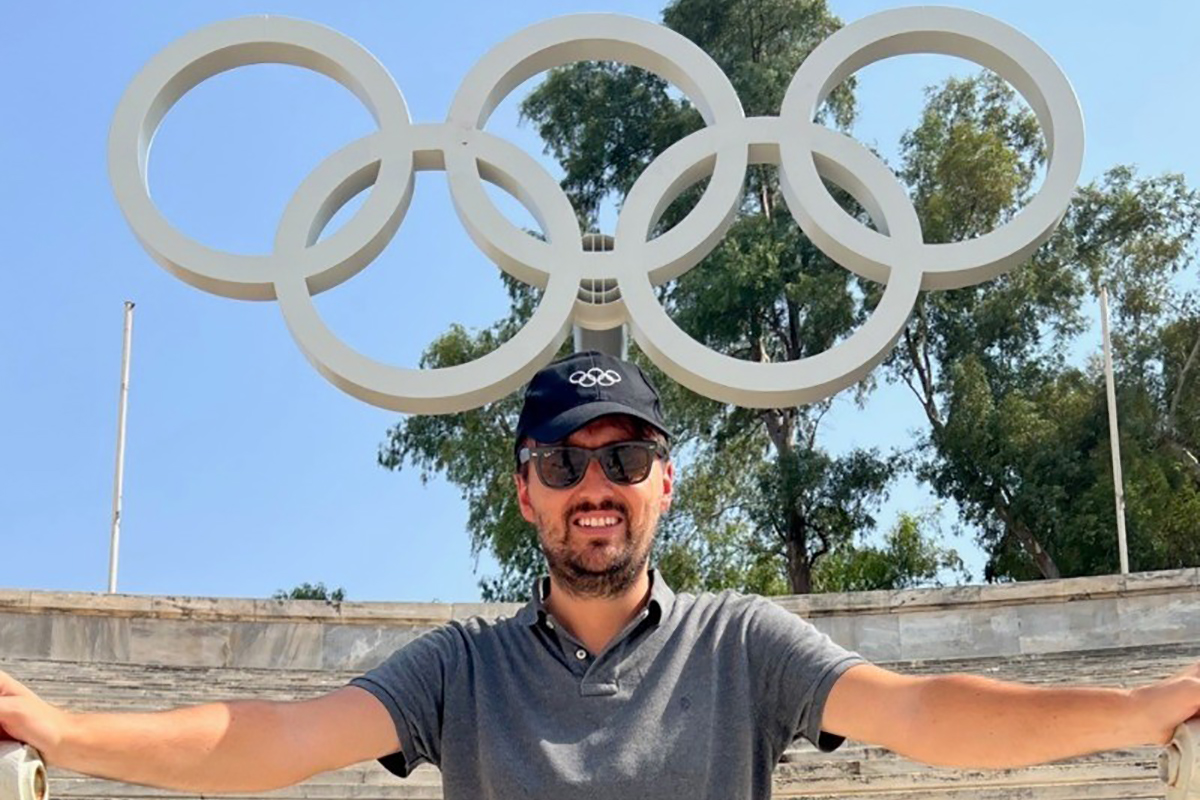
[535,495,659,600]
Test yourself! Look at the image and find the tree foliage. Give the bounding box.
[378,279,556,601]
[383,0,960,600]
[380,0,1200,599]
[273,582,346,603]
[812,511,969,593]
[887,77,1200,581]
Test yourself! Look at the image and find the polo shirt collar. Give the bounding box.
[516,567,675,628]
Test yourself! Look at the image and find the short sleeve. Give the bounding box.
[747,598,867,755]
[346,625,462,777]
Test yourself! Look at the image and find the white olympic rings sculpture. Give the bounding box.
[108,9,1084,413]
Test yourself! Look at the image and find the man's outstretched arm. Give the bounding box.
[0,670,399,794]
[821,660,1200,768]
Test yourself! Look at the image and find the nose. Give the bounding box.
[574,452,615,495]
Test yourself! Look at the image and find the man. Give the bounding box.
[0,351,1197,799]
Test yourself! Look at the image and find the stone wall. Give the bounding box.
[1,567,1197,669]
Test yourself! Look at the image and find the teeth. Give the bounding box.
[577,516,619,528]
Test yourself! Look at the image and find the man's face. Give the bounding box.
[515,416,674,599]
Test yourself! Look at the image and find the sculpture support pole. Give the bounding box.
[108,300,135,594]
[573,233,626,357]
[1099,287,1129,575]
[573,326,627,358]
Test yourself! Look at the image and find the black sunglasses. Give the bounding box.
[518,440,669,489]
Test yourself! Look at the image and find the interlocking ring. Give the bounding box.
[109,9,1084,411]
[570,368,623,388]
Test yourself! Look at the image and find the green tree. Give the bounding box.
[812,511,969,593]
[382,0,956,600]
[273,582,346,603]
[886,76,1200,581]
[382,0,1200,597]
[379,278,559,601]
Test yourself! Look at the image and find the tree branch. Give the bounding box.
[901,367,926,406]
[760,408,790,455]
[786,295,801,363]
[807,402,831,451]
[759,166,773,220]
[905,318,944,436]
[767,307,790,358]
[683,501,753,539]
[993,487,1061,579]
[809,522,831,562]
[1167,323,1200,429]
[1162,438,1200,484]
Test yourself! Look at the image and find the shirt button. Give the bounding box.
[575,648,588,660]
[546,619,555,630]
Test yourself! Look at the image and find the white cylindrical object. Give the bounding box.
[0,742,47,800]
[1161,720,1200,800]
[1099,287,1129,575]
[108,300,135,594]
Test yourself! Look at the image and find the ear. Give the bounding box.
[514,472,536,523]
[659,459,675,513]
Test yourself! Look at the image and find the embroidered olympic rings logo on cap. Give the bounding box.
[108,9,1084,413]
[569,368,623,388]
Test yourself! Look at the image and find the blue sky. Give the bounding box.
[2,1,1198,603]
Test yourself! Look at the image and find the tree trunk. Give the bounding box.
[759,407,814,593]
[785,512,812,594]
[1167,322,1200,427]
[1163,437,1200,485]
[904,322,1062,580]
[1013,520,1063,579]
[994,498,1062,579]
[1163,323,1200,485]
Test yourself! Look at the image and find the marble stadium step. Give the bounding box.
[50,775,446,800]
[42,761,1171,800]
[49,765,446,797]
[3,640,1197,800]
[10,643,1198,711]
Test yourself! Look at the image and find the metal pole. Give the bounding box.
[108,301,135,593]
[1099,287,1129,575]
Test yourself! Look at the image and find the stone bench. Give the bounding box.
[6,639,1196,800]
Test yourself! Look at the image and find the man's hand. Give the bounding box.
[1133,660,1200,746]
[0,670,71,756]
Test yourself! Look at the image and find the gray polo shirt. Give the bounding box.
[348,568,866,799]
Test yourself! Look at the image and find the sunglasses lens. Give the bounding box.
[601,444,653,484]
[539,447,589,488]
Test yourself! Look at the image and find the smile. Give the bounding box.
[573,514,623,532]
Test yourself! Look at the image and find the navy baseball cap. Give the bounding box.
[514,351,672,456]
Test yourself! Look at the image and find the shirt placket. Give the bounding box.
[544,607,654,696]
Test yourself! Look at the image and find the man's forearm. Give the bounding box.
[899,674,1146,769]
[55,700,312,794]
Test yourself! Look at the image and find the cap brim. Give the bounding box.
[524,401,673,445]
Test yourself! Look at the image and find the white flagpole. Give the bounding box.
[108,301,135,593]
[1099,287,1129,575]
